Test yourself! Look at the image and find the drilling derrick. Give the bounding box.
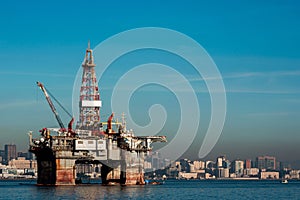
[77,42,102,135]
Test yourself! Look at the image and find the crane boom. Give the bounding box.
[37,81,66,130]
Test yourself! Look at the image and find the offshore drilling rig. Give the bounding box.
[29,42,166,186]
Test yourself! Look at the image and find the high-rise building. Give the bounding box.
[0,150,4,164]
[231,160,244,176]
[216,156,225,168]
[256,156,276,170]
[245,159,252,169]
[223,160,231,169]
[17,151,33,160]
[215,156,230,169]
[4,144,17,164]
[148,152,166,171]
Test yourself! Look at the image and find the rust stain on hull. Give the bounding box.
[55,158,76,185]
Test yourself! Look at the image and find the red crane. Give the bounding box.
[107,113,114,130]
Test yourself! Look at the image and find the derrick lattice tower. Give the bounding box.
[76,42,102,134]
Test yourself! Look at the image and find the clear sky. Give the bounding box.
[0,1,299,165]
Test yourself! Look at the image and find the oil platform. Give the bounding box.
[29,42,166,186]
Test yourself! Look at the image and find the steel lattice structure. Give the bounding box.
[76,42,102,134]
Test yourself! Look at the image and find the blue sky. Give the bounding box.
[0,1,300,164]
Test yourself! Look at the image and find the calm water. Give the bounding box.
[0,179,299,199]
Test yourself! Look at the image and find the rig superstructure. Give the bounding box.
[29,43,166,186]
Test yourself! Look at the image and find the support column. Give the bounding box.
[55,150,76,185]
[120,159,126,185]
[55,157,76,185]
[101,164,112,185]
[36,148,56,185]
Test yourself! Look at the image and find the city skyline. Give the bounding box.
[0,1,300,164]
[2,143,300,181]
[0,142,298,170]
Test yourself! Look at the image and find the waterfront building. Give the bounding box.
[8,157,37,170]
[243,168,259,176]
[260,171,279,179]
[0,157,37,178]
[193,161,206,170]
[178,172,198,179]
[231,160,244,176]
[289,170,300,179]
[256,156,276,170]
[217,168,229,178]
